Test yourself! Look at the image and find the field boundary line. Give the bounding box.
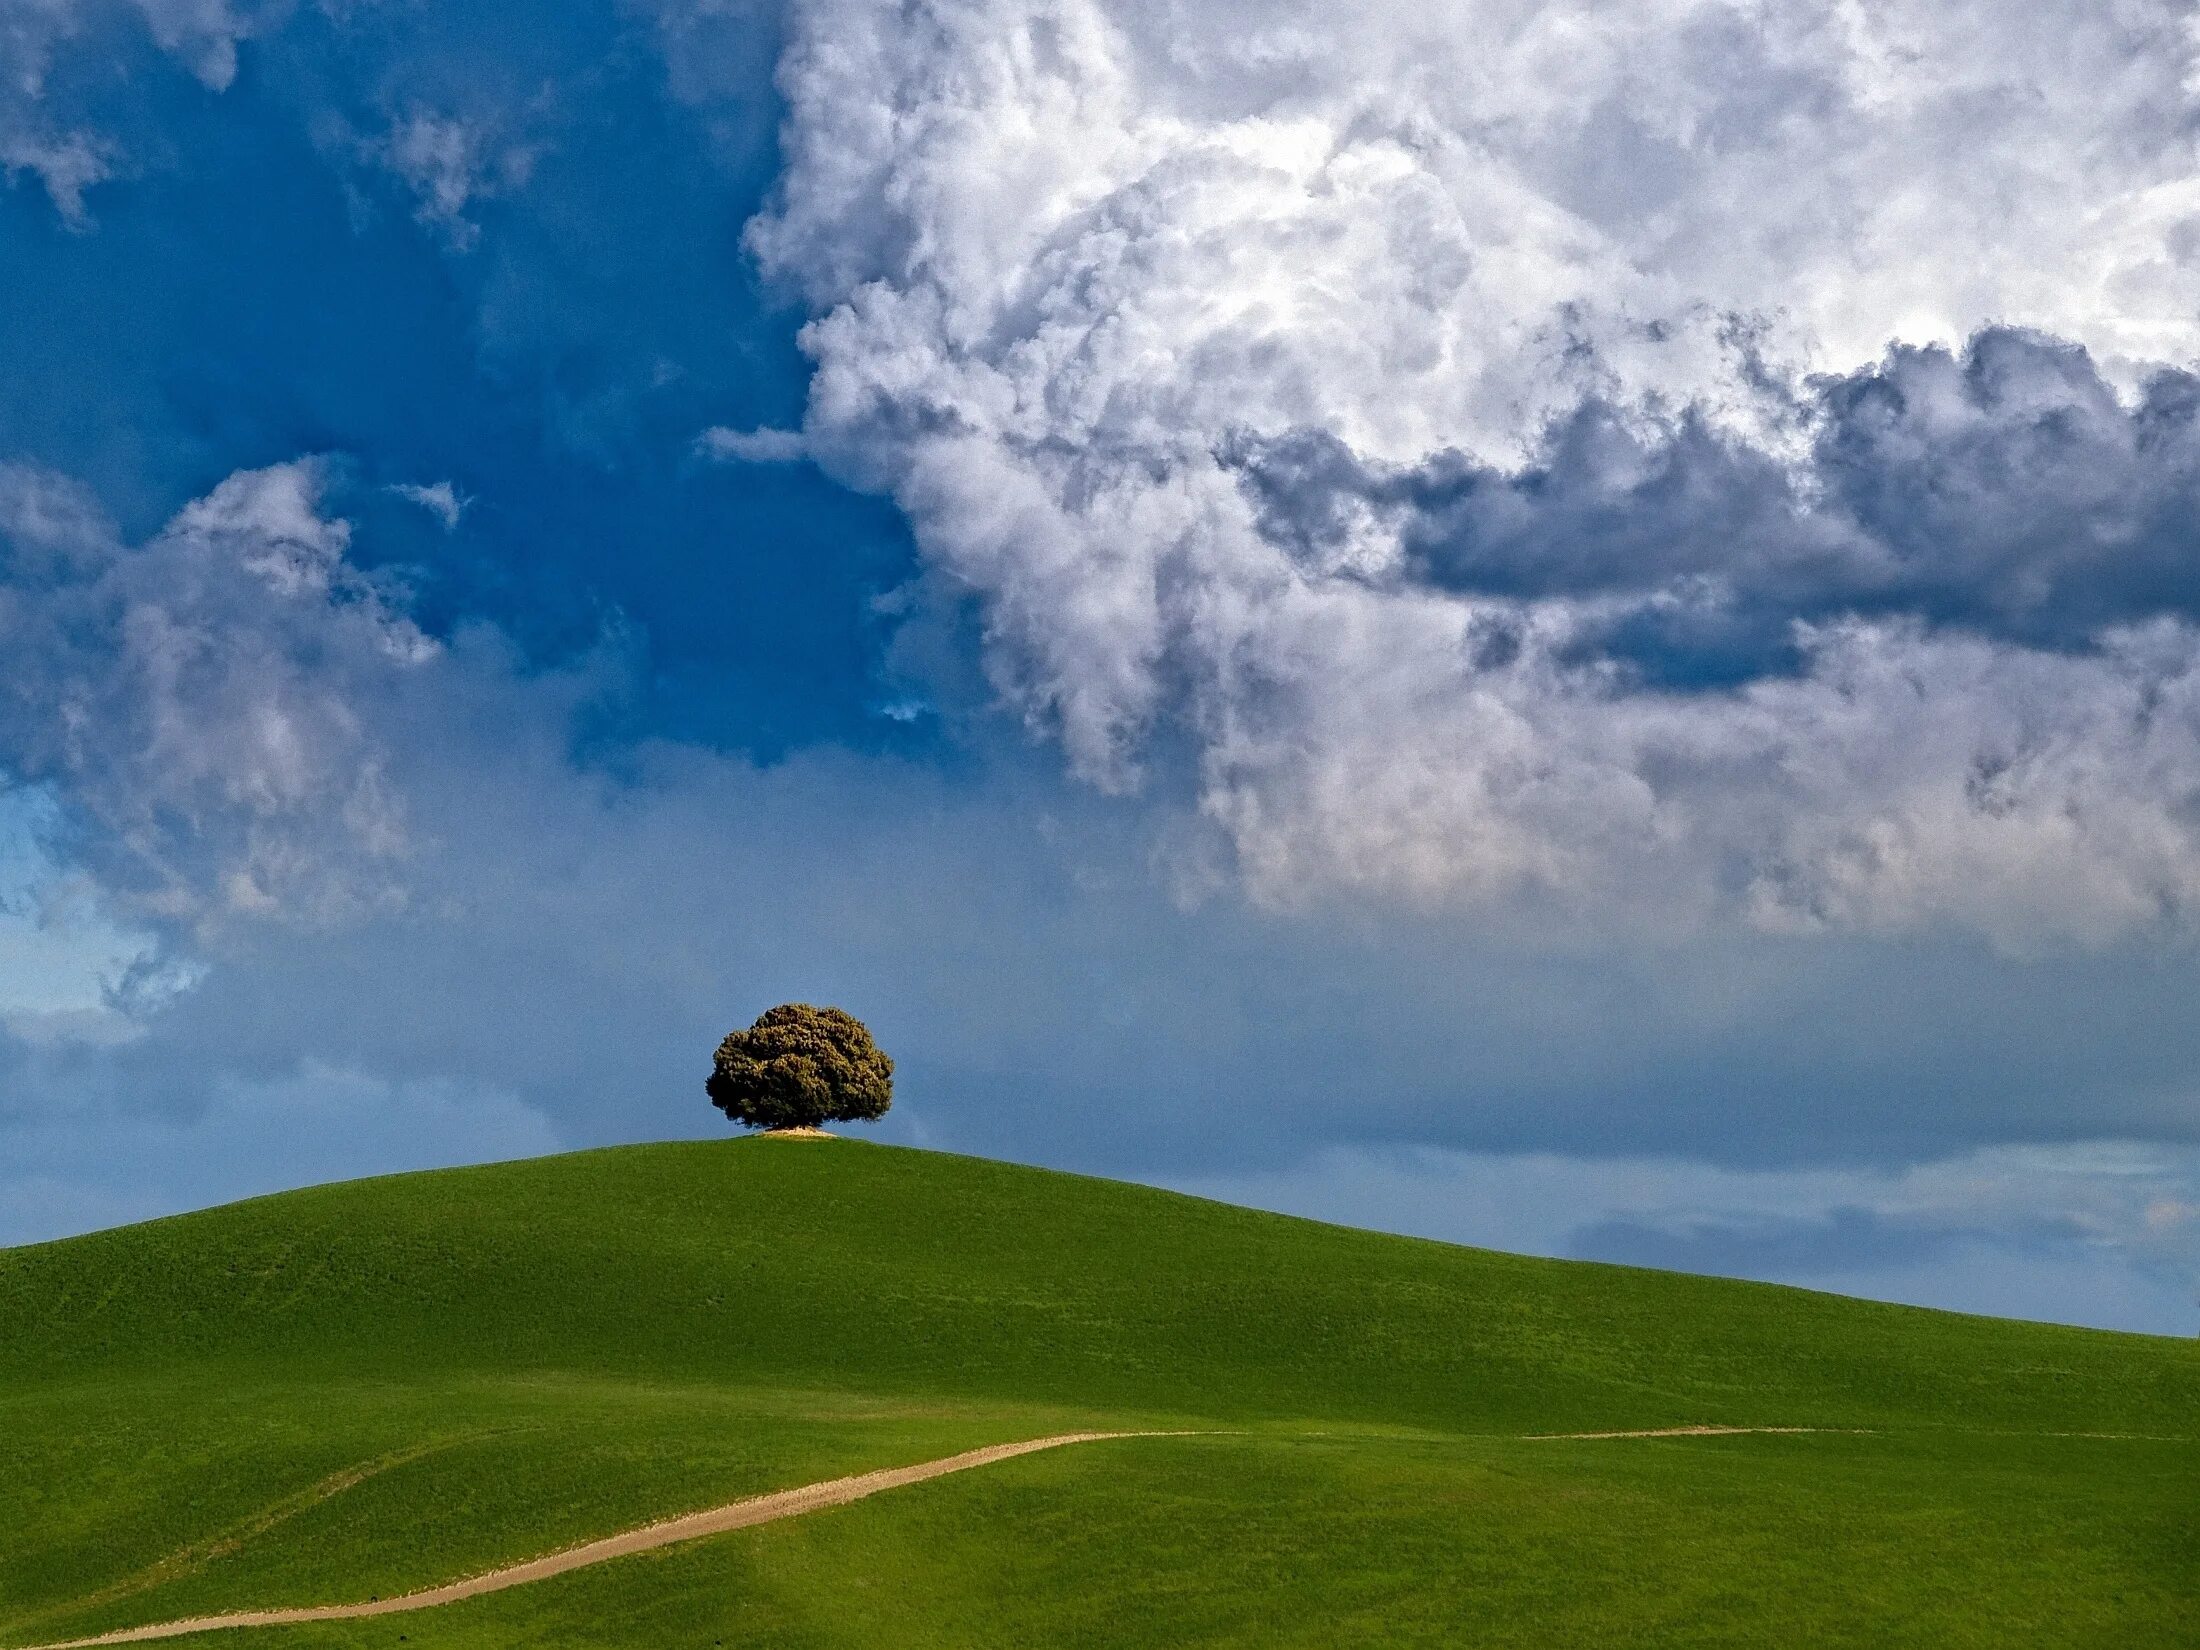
[1525,1425,1864,1440]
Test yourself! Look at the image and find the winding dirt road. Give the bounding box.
[21,1424,1842,1649]
[23,1433,1160,1650]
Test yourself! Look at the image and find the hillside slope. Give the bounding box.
[3,1139,2194,1648]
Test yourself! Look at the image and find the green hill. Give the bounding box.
[2,1139,2194,1647]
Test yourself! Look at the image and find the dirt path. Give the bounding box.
[23,1423,1848,1649]
[23,1432,1162,1650]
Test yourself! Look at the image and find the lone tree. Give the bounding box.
[707,1004,893,1132]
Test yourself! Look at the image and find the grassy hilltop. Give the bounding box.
[2,1139,2194,1648]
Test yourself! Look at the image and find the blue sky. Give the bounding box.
[3,0,2198,1334]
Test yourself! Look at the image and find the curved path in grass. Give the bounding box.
[24,1426,1836,1649]
[26,1433,1155,1649]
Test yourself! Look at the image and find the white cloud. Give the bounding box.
[0,459,439,932]
[382,110,485,241]
[361,107,539,250]
[125,0,248,91]
[697,425,809,462]
[0,0,251,223]
[389,479,467,529]
[0,128,108,226]
[753,0,2200,941]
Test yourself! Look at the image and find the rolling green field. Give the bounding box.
[2,1138,2195,1647]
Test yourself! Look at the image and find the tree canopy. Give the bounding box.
[706,1004,893,1131]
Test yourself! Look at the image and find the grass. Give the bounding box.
[2,1137,2194,1646]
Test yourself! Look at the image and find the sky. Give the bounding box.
[3,0,2199,1335]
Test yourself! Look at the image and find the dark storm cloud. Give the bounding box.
[1227,329,2200,687]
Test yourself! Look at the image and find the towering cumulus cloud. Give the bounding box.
[755,0,2200,940]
